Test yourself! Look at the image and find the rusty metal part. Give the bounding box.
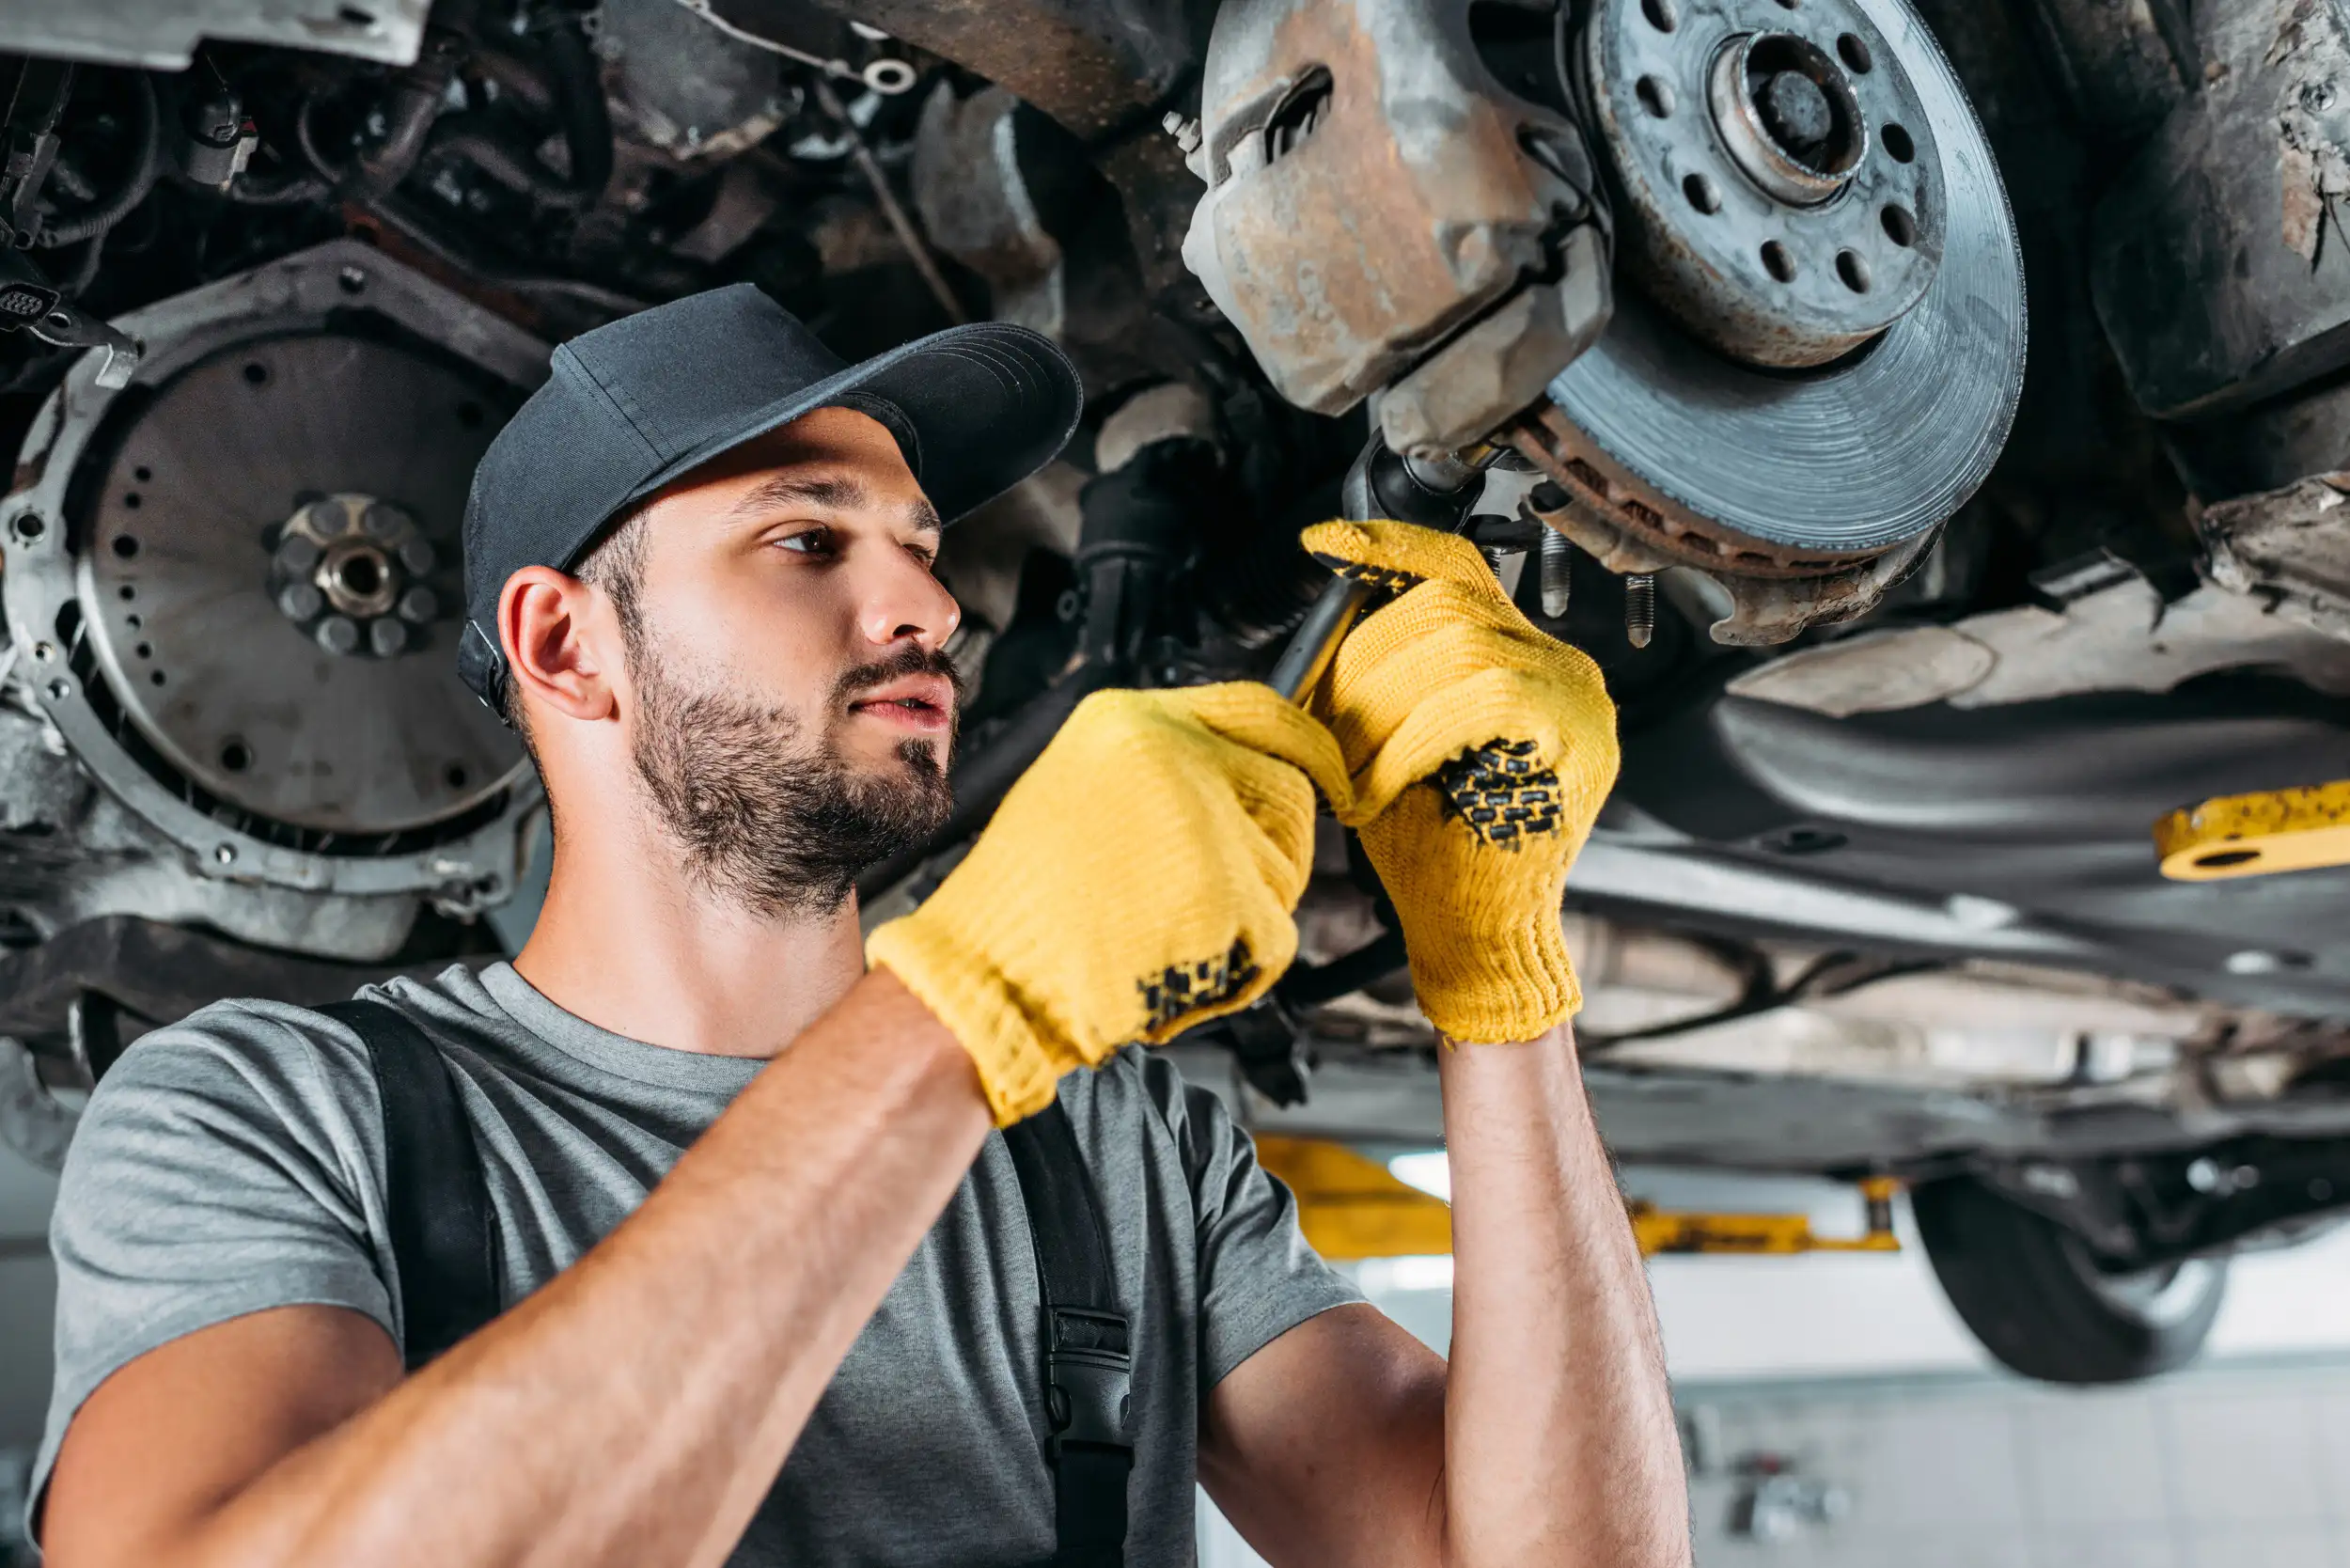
[1503,0,2021,642]
[2199,473,2350,643]
[1180,0,1613,453]
[2091,0,2350,419]
[1512,429,1938,645]
[1587,0,1947,368]
[1509,400,1868,579]
[912,86,1065,337]
[796,0,1207,293]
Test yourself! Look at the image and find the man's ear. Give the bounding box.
[500,565,620,727]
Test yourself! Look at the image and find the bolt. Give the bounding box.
[368,617,407,657]
[398,585,439,623]
[2305,79,2339,113]
[316,615,360,655]
[214,843,236,864]
[1625,572,1656,649]
[361,502,403,540]
[277,581,324,621]
[399,537,435,573]
[1539,529,1574,619]
[2186,1157,2220,1193]
[1162,111,1202,155]
[2311,1178,2334,1202]
[275,534,321,573]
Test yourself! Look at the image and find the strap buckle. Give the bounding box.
[1043,1306,1133,1458]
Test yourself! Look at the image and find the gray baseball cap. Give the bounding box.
[457,283,1082,707]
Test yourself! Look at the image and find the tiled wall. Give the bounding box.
[1681,1357,2350,1568]
[1201,1356,2350,1568]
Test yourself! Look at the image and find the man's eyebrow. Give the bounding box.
[729,472,943,536]
[727,473,868,519]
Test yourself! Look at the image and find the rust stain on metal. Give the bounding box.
[1507,403,1867,579]
[1197,0,1560,413]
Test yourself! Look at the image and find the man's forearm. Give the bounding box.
[1439,1026,1691,1568]
[169,969,992,1568]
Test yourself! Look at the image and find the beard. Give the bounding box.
[626,638,959,919]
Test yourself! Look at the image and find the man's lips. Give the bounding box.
[847,673,956,734]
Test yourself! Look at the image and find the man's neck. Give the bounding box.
[511,824,870,1060]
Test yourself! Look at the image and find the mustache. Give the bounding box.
[832,642,967,709]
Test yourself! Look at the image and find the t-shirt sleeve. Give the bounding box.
[1138,1053,1365,1391]
[30,1002,395,1532]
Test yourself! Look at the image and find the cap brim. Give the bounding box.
[583,321,1082,554]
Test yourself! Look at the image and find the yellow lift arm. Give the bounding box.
[1251,1137,1902,1262]
[2154,780,2350,881]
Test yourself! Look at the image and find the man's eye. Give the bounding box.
[778,527,835,557]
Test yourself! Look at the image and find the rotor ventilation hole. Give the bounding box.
[1761,240,1797,281]
[1836,249,1872,291]
[1683,172,1722,213]
[1640,0,1677,32]
[134,642,150,658]
[133,465,151,481]
[1637,75,1675,118]
[219,739,252,773]
[445,763,470,790]
[122,493,141,509]
[242,362,270,386]
[1882,122,1916,163]
[1838,33,1872,73]
[1881,203,1917,246]
[118,585,133,601]
[111,535,138,558]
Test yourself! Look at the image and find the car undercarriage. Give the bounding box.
[5,0,2350,1381]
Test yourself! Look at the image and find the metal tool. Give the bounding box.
[1266,434,1491,700]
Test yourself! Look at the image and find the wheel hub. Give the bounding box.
[1589,0,1949,368]
[271,494,440,658]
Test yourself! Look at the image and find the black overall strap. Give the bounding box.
[321,997,499,1372]
[1001,1102,1133,1568]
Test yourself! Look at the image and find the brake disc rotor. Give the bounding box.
[78,332,524,835]
[1537,0,2023,568]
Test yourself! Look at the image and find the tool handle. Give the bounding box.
[1268,575,1373,701]
[1267,433,1486,704]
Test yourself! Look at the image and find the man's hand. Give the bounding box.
[1300,520,1619,1043]
[869,683,1348,1123]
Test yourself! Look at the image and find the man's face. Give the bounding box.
[608,406,964,917]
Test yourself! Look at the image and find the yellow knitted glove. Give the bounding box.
[1301,520,1621,1043]
[868,683,1348,1124]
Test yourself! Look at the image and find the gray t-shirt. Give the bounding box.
[37,962,1360,1564]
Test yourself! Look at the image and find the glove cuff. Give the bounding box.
[867,917,1075,1126]
[1407,910,1582,1045]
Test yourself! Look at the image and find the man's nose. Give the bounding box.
[858,547,962,651]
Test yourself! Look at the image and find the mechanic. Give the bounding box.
[30,285,1689,1568]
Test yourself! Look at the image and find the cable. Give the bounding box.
[812,77,966,325]
[35,73,160,248]
[1580,949,1945,1054]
